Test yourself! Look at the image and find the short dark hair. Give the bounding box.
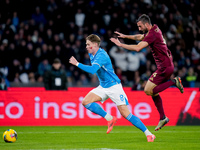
[86,34,101,46]
[136,14,151,24]
[53,58,61,64]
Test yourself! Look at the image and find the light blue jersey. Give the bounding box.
[77,48,121,88]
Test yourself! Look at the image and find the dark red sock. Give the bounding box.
[153,80,175,94]
[152,95,165,120]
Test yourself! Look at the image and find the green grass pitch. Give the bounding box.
[0,126,200,150]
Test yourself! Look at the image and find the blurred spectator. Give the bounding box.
[115,67,123,80]
[37,59,51,77]
[0,62,9,90]
[132,71,142,91]
[12,12,19,28]
[126,52,140,81]
[7,59,23,82]
[77,74,89,86]
[195,64,200,83]
[90,74,99,87]
[13,72,21,83]
[191,40,200,65]
[32,47,43,72]
[0,73,7,90]
[186,67,197,87]
[141,70,151,81]
[19,72,29,83]
[22,57,33,74]
[28,72,36,83]
[43,58,67,90]
[75,9,85,28]
[166,24,177,39]
[31,6,47,25]
[132,69,150,91]
[178,51,187,68]
[1,18,16,43]
[109,46,128,72]
[103,10,111,27]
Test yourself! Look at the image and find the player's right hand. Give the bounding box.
[69,56,78,66]
[110,38,122,47]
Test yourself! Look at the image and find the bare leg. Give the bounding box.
[144,80,166,120]
[117,105,149,133]
[82,92,112,120]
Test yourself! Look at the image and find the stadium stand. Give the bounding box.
[0,0,199,88]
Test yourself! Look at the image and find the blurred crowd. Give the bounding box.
[0,0,200,89]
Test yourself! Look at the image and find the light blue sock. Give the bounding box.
[126,113,147,132]
[84,103,107,118]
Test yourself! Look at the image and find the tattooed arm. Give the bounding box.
[114,31,144,41]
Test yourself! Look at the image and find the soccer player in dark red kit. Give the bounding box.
[110,14,184,131]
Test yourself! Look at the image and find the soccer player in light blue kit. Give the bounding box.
[69,34,155,142]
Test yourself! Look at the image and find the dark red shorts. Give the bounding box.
[149,66,174,85]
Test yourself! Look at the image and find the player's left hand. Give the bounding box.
[110,38,122,47]
[114,31,126,38]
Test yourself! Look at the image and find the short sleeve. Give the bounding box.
[143,31,156,45]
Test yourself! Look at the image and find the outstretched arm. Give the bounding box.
[115,31,144,41]
[69,56,100,74]
[110,38,148,52]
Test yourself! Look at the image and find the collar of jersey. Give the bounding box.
[90,48,102,61]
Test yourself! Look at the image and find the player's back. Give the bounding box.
[143,24,174,68]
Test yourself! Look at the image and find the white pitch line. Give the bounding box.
[25,148,123,150]
[18,131,139,134]
[18,130,200,134]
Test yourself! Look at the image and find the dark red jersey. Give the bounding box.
[143,24,174,69]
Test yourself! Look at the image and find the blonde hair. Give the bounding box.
[86,34,101,46]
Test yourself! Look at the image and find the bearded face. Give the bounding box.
[137,21,148,34]
[142,26,148,34]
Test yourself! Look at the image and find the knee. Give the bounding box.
[82,98,89,106]
[144,89,152,96]
[82,96,94,106]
